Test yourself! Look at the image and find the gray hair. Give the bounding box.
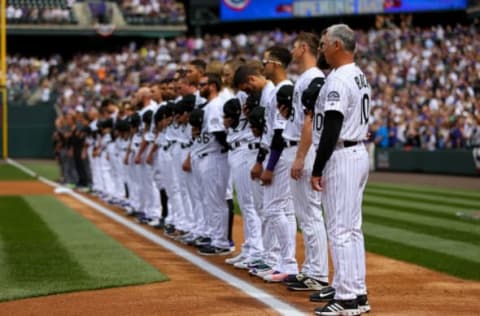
[327,24,356,53]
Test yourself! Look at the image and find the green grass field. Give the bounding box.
[0,194,167,302]
[0,163,35,180]
[363,182,480,280]
[2,160,479,283]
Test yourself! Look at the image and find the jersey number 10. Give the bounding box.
[360,94,370,125]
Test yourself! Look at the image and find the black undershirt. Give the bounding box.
[312,111,344,177]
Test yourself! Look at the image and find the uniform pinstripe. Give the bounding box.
[282,66,329,282]
[314,62,371,300]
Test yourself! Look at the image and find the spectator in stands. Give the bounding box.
[6,20,480,149]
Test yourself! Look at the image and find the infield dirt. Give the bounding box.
[0,174,479,315]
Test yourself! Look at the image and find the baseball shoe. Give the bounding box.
[77,186,91,193]
[314,299,360,316]
[225,253,247,265]
[234,258,262,270]
[135,213,150,224]
[147,218,162,227]
[179,234,197,245]
[248,265,273,278]
[245,259,264,269]
[284,273,329,291]
[357,294,370,313]
[124,206,135,216]
[197,245,233,256]
[174,231,190,241]
[263,271,289,283]
[194,237,211,247]
[310,286,336,302]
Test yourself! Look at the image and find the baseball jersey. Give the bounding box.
[226,97,256,145]
[177,123,192,145]
[219,87,235,102]
[194,90,207,108]
[283,67,325,141]
[193,96,226,157]
[264,79,293,145]
[313,63,371,147]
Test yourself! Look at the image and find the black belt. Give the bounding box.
[342,141,359,148]
[229,141,243,150]
[248,143,261,150]
[181,142,193,149]
[283,140,298,148]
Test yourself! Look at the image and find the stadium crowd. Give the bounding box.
[7,21,480,149]
[119,0,185,24]
[6,0,75,24]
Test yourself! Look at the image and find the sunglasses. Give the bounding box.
[262,59,283,67]
[198,82,209,87]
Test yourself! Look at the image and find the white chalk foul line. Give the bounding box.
[7,159,306,316]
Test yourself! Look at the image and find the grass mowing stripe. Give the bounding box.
[23,195,167,283]
[365,235,480,280]
[364,205,480,235]
[362,222,480,263]
[20,161,60,182]
[0,195,167,302]
[363,213,480,246]
[364,195,471,220]
[0,164,35,180]
[0,196,91,300]
[368,182,480,200]
[365,188,480,210]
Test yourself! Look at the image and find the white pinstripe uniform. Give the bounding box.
[107,135,124,201]
[174,122,195,232]
[139,104,161,220]
[98,132,115,198]
[165,119,189,229]
[116,135,130,203]
[226,96,264,262]
[262,79,298,274]
[219,88,235,202]
[282,66,329,282]
[126,130,142,212]
[313,63,370,300]
[195,95,230,249]
[153,121,186,229]
[188,94,210,239]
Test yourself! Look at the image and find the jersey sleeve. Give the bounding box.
[323,79,349,116]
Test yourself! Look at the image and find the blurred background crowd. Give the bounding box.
[5,7,480,150]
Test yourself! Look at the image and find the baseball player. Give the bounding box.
[232,62,283,273]
[193,73,232,256]
[311,24,371,316]
[257,46,300,282]
[223,97,264,267]
[280,32,330,287]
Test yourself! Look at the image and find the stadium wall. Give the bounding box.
[4,104,56,158]
[375,148,480,176]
